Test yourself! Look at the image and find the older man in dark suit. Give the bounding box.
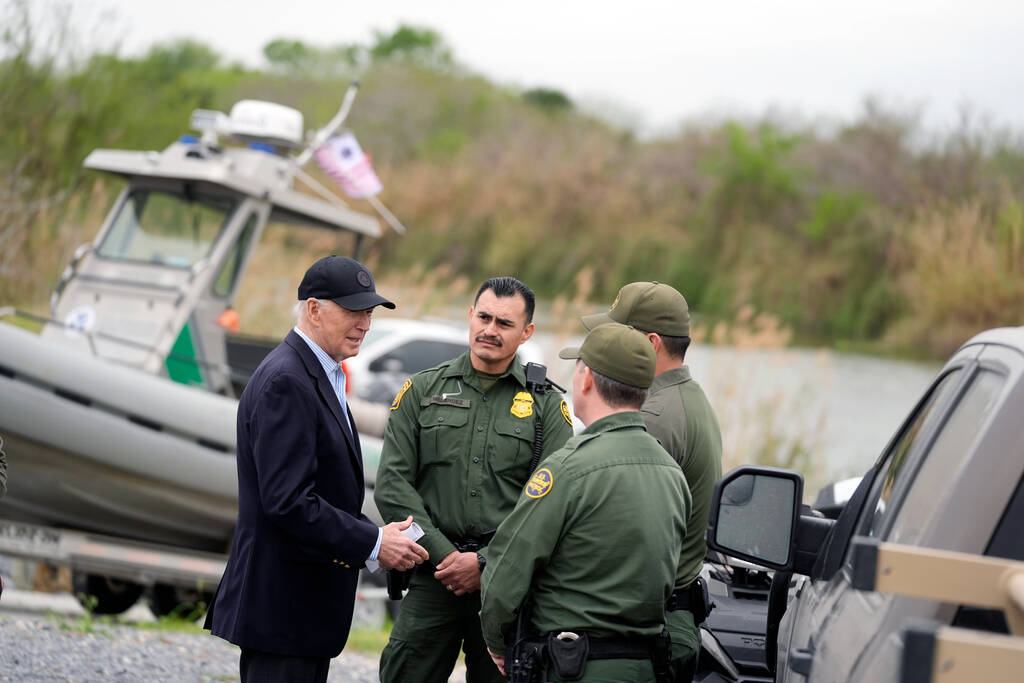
[206,255,429,683]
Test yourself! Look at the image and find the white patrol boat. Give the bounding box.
[0,87,392,614]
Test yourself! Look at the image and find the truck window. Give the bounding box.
[885,369,1004,546]
[862,369,962,538]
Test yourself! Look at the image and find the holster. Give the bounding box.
[689,577,714,624]
[666,577,715,624]
[651,628,671,683]
[507,638,545,683]
[386,567,413,601]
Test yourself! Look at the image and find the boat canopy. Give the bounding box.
[84,146,382,238]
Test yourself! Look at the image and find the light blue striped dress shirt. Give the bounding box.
[293,327,382,563]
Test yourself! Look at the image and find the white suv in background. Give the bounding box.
[347,318,546,404]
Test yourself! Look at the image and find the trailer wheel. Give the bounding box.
[148,582,212,619]
[73,572,144,615]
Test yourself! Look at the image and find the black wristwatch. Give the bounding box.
[477,552,486,573]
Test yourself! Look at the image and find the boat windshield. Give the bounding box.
[96,187,237,267]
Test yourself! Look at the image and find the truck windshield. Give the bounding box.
[97,187,237,267]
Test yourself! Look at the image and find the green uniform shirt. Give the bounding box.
[641,366,722,588]
[375,351,573,563]
[479,412,691,653]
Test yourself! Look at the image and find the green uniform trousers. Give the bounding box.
[379,572,503,683]
[667,609,700,682]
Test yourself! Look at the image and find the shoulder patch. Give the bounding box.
[559,399,572,425]
[510,391,534,418]
[525,468,554,499]
[391,378,413,411]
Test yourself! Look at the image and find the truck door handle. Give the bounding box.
[788,646,813,676]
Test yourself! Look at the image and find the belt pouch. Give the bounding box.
[546,632,589,680]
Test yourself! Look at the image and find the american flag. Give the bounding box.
[314,132,383,199]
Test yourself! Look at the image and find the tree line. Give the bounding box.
[2,9,1021,358]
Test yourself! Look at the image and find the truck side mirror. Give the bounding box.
[707,466,804,570]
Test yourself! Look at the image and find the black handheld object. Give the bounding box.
[386,566,412,601]
[652,628,672,683]
[523,362,549,394]
[508,599,542,683]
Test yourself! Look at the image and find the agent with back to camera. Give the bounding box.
[582,281,723,681]
[480,322,691,683]
[205,255,429,683]
[375,276,574,683]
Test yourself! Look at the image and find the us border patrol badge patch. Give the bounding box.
[391,378,412,411]
[510,391,534,418]
[525,468,554,499]
[559,400,571,425]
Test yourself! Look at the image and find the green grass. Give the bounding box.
[131,614,208,634]
[1,309,45,333]
[344,623,394,655]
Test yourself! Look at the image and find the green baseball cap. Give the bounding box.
[558,323,656,389]
[581,281,690,337]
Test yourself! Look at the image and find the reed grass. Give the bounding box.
[3,8,1023,359]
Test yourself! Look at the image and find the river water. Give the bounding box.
[533,334,941,495]
[695,345,939,485]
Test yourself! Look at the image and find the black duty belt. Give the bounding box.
[582,635,659,660]
[665,586,693,612]
[452,529,496,553]
[519,633,659,660]
[454,539,486,553]
[511,630,671,682]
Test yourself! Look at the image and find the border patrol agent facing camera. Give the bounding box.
[376,276,573,683]
[583,281,722,682]
[480,323,691,683]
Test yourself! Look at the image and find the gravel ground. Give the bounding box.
[0,612,382,682]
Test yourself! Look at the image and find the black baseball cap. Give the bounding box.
[297,255,396,311]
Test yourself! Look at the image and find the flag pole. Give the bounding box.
[295,80,361,169]
[293,166,350,209]
[367,195,407,235]
[299,79,410,236]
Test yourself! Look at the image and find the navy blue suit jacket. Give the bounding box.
[208,330,378,657]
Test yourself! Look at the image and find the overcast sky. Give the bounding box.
[33,0,1024,135]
